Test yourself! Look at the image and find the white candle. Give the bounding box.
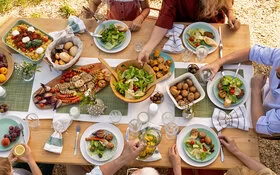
[70,107,80,118]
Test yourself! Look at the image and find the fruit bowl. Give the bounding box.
[110,60,156,103]
[0,47,14,85]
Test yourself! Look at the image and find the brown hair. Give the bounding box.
[199,0,231,20]
[0,158,12,175]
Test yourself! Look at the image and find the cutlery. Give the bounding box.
[98,57,119,81]
[234,63,241,77]
[19,123,25,144]
[218,26,225,76]
[86,30,102,38]
[74,125,80,156]
[218,131,224,162]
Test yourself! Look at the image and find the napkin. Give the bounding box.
[162,24,185,53]
[44,115,72,154]
[212,105,249,132]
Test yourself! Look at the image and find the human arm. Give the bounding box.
[224,0,240,31]
[99,139,145,175]
[168,144,181,175]
[130,0,150,31]
[84,0,102,18]
[200,48,251,79]
[219,135,266,172]
[137,26,168,64]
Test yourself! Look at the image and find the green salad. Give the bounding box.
[217,76,245,107]
[100,24,126,50]
[187,28,217,48]
[114,66,154,99]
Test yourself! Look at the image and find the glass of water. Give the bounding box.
[161,112,175,125]
[128,119,142,140]
[25,113,40,129]
[164,122,179,139]
[181,49,193,62]
[197,68,213,86]
[133,40,144,53]
[109,110,122,124]
[195,45,209,61]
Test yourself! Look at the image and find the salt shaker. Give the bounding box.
[148,103,158,116]
[0,86,6,99]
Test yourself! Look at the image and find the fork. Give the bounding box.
[218,26,225,77]
[19,123,25,144]
[218,131,224,162]
[74,125,80,156]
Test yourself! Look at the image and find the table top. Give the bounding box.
[0,17,258,170]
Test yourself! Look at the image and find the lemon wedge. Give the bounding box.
[14,144,25,156]
[204,36,217,47]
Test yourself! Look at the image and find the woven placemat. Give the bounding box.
[0,72,33,112]
[56,85,128,115]
[174,68,244,117]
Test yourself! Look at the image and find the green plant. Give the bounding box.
[15,61,41,78]
[30,12,41,18]
[60,4,76,18]
[0,0,11,13]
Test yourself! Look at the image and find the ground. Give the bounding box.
[1,0,280,174]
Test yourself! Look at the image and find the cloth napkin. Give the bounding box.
[49,15,86,40]
[125,123,162,162]
[44,115,72,154]
[212,105,249,132]
[162,24,185,53]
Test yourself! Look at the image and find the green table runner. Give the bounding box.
[0,73,33,112]
[174,68,244,117]
[56,85,128,115]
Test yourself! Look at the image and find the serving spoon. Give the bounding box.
[98,58,119,81]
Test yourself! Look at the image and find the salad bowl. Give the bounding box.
[110,60,156,103]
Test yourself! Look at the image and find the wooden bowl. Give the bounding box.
[110,60,156,103]
[0,47,14,85]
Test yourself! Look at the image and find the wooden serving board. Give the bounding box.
[32,63,110,109]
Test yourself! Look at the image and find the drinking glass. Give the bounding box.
[164,122,179,139]
[195,45,209,61]
[182,105,194,119]
[197,68,213,86]
[109,110,122,124]
[69,106,80,119]
[181,49,193,62]
[128,119,142,140]
[133,40,144,53]
[25,113,40,129]
[161,112,175,125]
[137,112,149,124]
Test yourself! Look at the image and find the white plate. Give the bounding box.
[166,72,205,110]
[0,115,30,157]
[176,124,220,167]
[94,20,131,53]
[182,22,220,54]
[80,123,124,165]
[207,70,250,110]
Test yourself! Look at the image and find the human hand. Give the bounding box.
[251,74,267,91]
[228,17,241,31]
[137,46,152,65]
[130,15,144,32]
[200,61,221,80]
[120,139,146,163]
[17,144,34,164]
[219,135,240,155]
[168,144,181,167]
[8,147,18,164]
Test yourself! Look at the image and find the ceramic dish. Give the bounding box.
[80,123,124,165]
[207,71,250,110]
[0,47,14,85]
[182,22,220,54]
[177,124,220,167]
[94,20,131,53]
[149,52,175,74]
[166,73,205,110]
[2,20,53,63]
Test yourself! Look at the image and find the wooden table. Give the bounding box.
[0,17,258,170]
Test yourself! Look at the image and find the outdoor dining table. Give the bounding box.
[0,17,259,170]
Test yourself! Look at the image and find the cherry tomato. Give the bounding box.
[60,79,65,83]
[81,67,86,71]
[196,43,200,47]
[51,88,55,93]
[33,34,38,39]
[85,69,90,73]
[23,32,27,36]
[12,36,16,40]
[17,42,23,46]
[29,48,34,52]
[203,147,207,152]
[189,36,194,42]
[39,103,44,108]
[133,86,139,91]
[200,138,205,143]
[56,89,60,93]
[65,78,70,82]
[21,48,26,52]
[73,72,77,76]
[230,87,235,95]
[42,37,48,42]
[19,26,25,30]
[68,70,72,74]
[37,96,42,101]
[190,140,195,145]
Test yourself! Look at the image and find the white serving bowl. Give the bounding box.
[166,73,205,110]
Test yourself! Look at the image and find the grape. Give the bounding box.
[17,132,20,137]
[12,133,17,138]
[11,138,16,142]
[9,130,13,134]
[9,126,14,130]
[14,126,19,130]
[4,134,9,138]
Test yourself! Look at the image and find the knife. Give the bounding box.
[218,131,224,162]
[218,26,225,76]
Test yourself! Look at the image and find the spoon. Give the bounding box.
[98,58,119,81]
[19,123,25,144]
[146,71,172,91]
[86,30,102,38]
[234,63,241,77]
